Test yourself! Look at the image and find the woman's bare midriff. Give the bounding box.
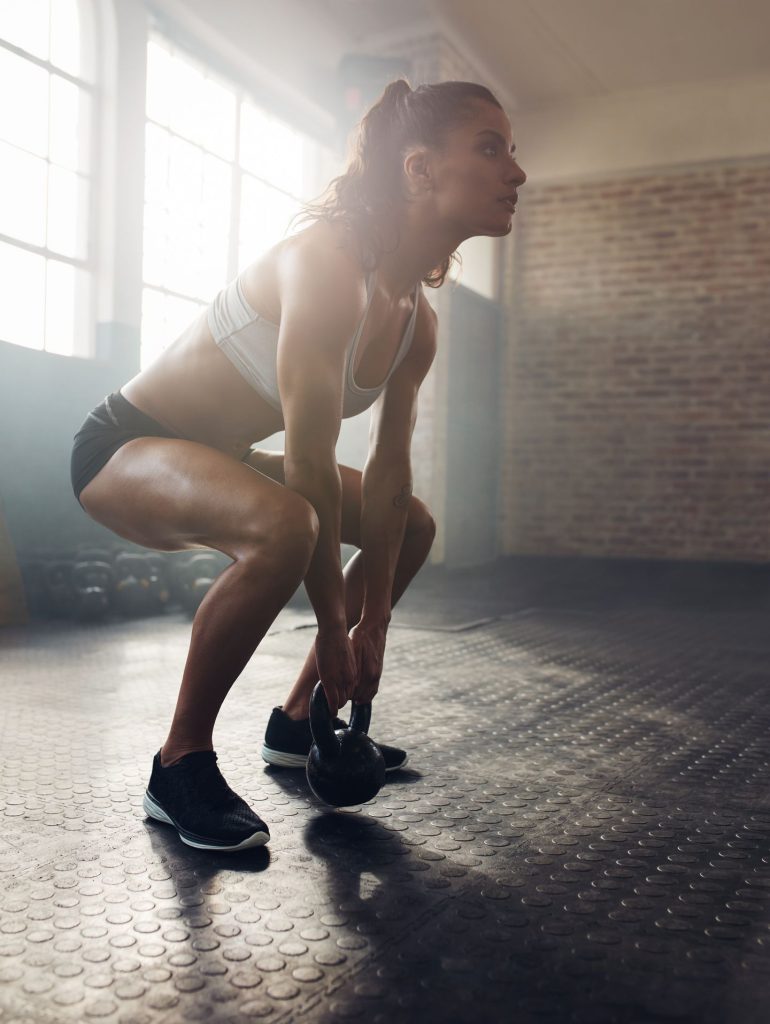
[120,221,419,461]
[120,308,286,461]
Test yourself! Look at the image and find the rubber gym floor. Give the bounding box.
[1,555,768,1024]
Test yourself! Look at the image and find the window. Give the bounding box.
[141,34,334,369]
[0,0,95,356]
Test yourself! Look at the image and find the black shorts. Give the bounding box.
[70,391,179,507]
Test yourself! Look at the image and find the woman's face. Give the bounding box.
[426,101,526,238]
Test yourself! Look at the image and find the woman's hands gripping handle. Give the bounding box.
[314,620,387,717]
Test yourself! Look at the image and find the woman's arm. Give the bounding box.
[275,241,369,712]
[356,294,438,654]
[362,293,437,624]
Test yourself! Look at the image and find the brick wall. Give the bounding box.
[502,158,770,563]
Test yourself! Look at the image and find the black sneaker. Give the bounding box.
[261,706,409,771]
[143,750,270,851]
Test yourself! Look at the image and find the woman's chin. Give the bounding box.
[480,219,513,238]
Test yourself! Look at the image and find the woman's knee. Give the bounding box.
[405,497,436,547]
[243,491,319,568]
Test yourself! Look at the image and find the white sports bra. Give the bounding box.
[207,268,421,419]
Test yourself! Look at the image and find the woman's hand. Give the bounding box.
[348,619,388,705]
[314,626,358,717]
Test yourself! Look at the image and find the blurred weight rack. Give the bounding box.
[17,545,235,623]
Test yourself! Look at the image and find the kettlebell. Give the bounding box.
[306,682,385,808]
[43,560,75,618]
[176,552,220,614]
[72,559,114,621]
[145,553,171,613]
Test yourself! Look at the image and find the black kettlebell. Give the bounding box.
[43,560,75,618]
[72,559,114,621]
[177,552,220,614]
[144,553,171,613]
[113,552,154,617]
[306,682,386,808]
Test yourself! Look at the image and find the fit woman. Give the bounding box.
[70,79,526,851]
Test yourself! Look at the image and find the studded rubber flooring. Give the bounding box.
[1,559,769,1023]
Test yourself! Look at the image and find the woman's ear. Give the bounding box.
[403,147,433,196]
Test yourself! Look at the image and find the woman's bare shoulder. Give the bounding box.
[239,221,363,323]
[281,220,363,277]
[276,221,368,309]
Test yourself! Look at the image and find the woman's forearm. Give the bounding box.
[284,457,347,632]
[359,461,411,625]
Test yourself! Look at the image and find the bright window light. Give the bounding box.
[0,47,49,156]
[0,0,51,63]
[0,241,45,350]
[141,34,331,370]
[240,101,304,195]
[0,139,47,247]
[50,0,82,78]
[0,2,93,356]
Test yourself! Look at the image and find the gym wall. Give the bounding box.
[0,326,140,558]
[501,156,770,562]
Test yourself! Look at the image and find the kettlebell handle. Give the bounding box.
[309,682,372,759]
[349,701,371,735]
[309,682,339,760]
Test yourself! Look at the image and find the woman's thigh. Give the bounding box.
[241,449,432,548]
[79,437,317,559]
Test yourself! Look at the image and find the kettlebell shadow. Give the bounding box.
[302,813,436,928]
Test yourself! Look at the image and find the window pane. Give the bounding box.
[0,140,47,246]
[140,287,167,368]
[167,58,204,141]
[196,76,236,161]
[160,56,235,161]
[146,41,173,128]
[50,0,81,78]
[45,258,75,355]
[51,260,90,356]
[168,134,202,216]
[47,164,88,260]
[50,75,90,172]
[165,218,203,299]
[145,122,170,206]
[0,0,50,60]
[240,101,304,195]
[201,152,232,232]
[240,175,301,261]
[0,242,45,349]
[140,286,203,369]
[143,160,229,296]
[0,48,49,156]
[142,203,171,288]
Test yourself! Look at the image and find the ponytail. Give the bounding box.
[291,78,503,287]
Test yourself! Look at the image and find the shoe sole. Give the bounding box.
[260,743,408,772]
[143,790,270,851]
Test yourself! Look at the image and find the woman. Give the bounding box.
[70,79,526,851]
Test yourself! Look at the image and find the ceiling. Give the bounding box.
[317,0,770,110]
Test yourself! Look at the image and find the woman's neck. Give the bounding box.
[370,207,466,300]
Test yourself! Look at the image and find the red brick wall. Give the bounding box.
[503,159,770,563]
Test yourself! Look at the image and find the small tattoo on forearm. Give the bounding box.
[392,483,412,508]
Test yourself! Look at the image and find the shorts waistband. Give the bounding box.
[76,391,179,440]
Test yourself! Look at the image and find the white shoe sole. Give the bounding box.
[261,743,409,772]
[143,790,270,851]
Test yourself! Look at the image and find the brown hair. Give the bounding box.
[290,78,504,288]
